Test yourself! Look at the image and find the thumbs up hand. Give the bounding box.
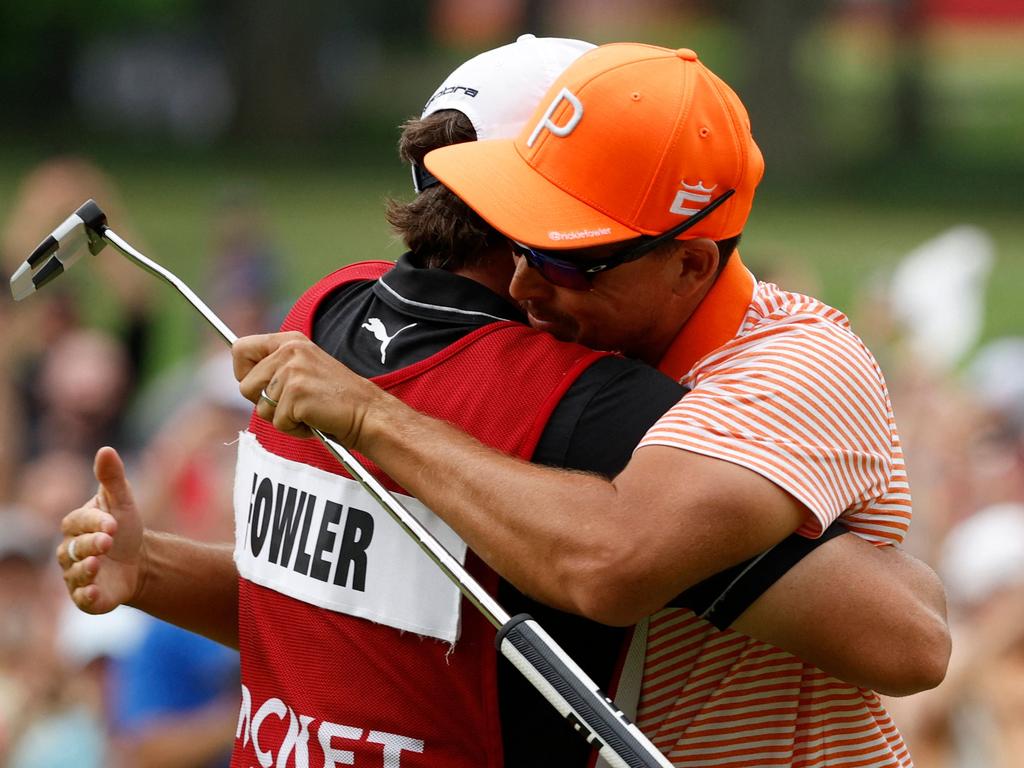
[59,446,146,615]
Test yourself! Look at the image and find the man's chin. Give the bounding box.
[527,312,576,343]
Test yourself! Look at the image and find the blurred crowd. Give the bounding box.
[755,242,1024,768]
[0,157,283,768]
[1,156,1022,768]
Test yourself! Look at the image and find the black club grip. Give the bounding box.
[496,614,672,768]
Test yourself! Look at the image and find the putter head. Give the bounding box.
[10,199,109,301]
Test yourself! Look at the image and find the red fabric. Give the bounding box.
[234,261,607,768]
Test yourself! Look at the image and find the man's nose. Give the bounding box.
[509,253,553,303]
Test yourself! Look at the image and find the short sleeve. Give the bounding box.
[638,316,898,536]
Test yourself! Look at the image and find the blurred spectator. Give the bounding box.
[963,338,1024,512]
[888,226,994,375]
[13,603,150,768]
[28,329,133,461]
[966,338,1024,429]
[138,188,284,533]
[883,363,977,563]
[849,229,1000,564]
[12,450,95,533]
[0,155,154,372]
[127,187,282,445]
[108,618,238,768]
[0,507,115,768]
[137,352,251,538]
[0,156,156,500]
[0,509,56,762]
[941,504,1024,611]
[210,188,283,340]
[888,505,1024,767]
[130,186,284,536]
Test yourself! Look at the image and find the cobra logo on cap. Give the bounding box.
[526,87,584,148]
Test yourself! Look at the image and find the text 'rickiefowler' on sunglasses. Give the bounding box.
[510,188,736,291]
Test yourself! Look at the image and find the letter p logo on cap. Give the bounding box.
[527,87,584,148]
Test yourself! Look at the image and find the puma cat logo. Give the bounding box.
[361,318,417,364]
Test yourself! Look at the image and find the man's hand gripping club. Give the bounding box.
[234,331,391,448]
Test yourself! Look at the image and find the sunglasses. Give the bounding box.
[511,188,736,290]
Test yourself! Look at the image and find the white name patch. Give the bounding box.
[233,432,466,643]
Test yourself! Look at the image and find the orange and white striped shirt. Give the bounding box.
[629,255,913,767]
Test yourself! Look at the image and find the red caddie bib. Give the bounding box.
[231,262,608,768]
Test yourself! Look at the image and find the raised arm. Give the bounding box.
[58,447,240,649]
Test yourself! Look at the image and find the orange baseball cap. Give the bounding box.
[424,43,764,249]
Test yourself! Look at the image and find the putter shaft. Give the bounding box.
[11,201,673,768]
[101,227,509,629]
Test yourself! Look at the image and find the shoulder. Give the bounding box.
[698,292,887,406]
[313,277,376,322]
[536,356,684,476]
[561,355,685,418]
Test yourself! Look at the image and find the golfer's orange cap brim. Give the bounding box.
[425,137,638,248]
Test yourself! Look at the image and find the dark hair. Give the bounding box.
[385,111,504,270]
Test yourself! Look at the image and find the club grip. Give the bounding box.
[496,614,672,768]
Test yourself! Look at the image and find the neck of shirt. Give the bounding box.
[374,254,525,325]
[656,252,756,381]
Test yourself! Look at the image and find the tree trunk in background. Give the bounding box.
[891,0,928,155]
[522,0,549,34]
[726,0,826,181]
[218,0,433,142]
[220,0,329,141]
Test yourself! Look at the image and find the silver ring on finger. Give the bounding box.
[68,537,81,563]
[260,389,278,408]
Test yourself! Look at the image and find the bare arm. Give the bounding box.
[234,332,950,692]
[131,532,239,649]
[58,447,239,649]
[365,390,950,694]
[735,535,949,695]
[238,332,806,622]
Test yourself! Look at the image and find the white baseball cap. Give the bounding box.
[412,34,594,193]
[422,34,596,140]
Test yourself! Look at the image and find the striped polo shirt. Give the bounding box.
[631,255,913,767]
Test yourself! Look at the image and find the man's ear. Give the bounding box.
[671,238,719,298]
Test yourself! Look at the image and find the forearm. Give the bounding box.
[732,541,950,695]
[132,531,239,649]
[359,391,953,696]
[382,391,952,694]
[356,391,797,624]
[363,394,628,617]
[235,334,805,623]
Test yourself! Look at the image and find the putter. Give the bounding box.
[12,200,673,768]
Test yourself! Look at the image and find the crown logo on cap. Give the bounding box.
[669,181,717,217]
